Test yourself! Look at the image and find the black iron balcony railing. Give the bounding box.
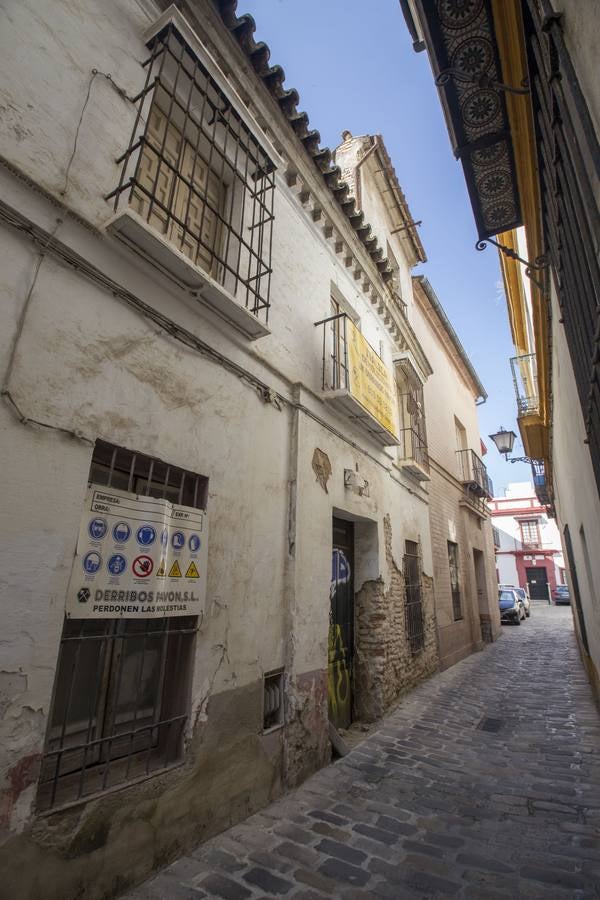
[314,312,400,447]
[398,427,430,478]
[456,449,493,500]
[531,459,550,507]
[510,353,540,417]
[391,289,408,320]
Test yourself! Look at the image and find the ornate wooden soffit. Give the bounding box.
[417,0,524,240]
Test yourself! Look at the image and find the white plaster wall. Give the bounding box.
[497,554,519,586]
[410,298,483,476]
[0,0,439,837]
[550,281,600,668]
[491,483,564,557]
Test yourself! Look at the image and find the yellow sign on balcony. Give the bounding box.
[346,319,398,438]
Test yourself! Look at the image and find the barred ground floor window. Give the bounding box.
[37,616,197,812]
[404,539,424,654]
[37,439,206,813]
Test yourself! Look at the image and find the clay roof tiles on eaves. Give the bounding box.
[216,0,395,282]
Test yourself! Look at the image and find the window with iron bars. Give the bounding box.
[519,519,540,549]
[397,359,429,473]
[106,22,275,322]
[36,441,207,812]
[447,541,462,621]
[404,540,425,654]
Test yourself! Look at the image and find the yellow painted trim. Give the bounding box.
[491,0,550,429]
[496,229,529,355]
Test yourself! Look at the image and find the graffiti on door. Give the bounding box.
[328,541,353,729]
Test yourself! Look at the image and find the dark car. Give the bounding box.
[499,588,525,625]
[553,584,571,605]
[500,584,531,617]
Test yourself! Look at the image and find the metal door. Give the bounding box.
[329,519,354,730]
[526,566,548,601]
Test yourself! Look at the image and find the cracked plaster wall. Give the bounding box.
[0,0,442,895]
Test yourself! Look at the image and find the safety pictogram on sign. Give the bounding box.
[156,559,166,578]
[168,560,182,578]
[133,555,154,577]
[185,561,200,578]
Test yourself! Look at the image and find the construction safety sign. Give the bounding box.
[66,486,208,619]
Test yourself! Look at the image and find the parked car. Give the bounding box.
[499,588,525,625]
[499,584,531,617]
[553,584,571,605]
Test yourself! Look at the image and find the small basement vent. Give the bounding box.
[263,670,284,732]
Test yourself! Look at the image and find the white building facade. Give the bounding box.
[490,483,565,600]
[0,2,469,896]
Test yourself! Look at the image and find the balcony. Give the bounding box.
[510,353,540,416]
[531,459,551,507]
[398,427,430,481]
[456,449,493,501]
[315,312,400,447]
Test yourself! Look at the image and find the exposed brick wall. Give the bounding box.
[354,516,438,722]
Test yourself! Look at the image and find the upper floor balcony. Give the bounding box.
[456,449,493,501]
[397,426,430,481]
[510,353,540,417]
[315,312,400,447]
[531,459,551,507]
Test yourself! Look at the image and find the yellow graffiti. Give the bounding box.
[328,623,351,729]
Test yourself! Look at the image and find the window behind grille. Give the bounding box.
[329,298,348,390]
[107,21,275,321]
[37,440,205,812]
[396,359,428,469]
[404,540,424,654]
[520,519,539,547]
[131,90,226,279]
[37,616,196,812]
[263,670,284,732]
[447,541,462,621]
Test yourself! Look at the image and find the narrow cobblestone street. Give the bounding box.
[126,604,600,899]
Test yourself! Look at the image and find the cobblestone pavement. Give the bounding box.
[126,604,600,899]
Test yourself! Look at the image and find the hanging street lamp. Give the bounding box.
[488,427,533,464]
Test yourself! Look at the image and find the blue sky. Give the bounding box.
[247,0,533,493]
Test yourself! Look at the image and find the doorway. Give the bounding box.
[329,518,354,730]
[526,566,549,600]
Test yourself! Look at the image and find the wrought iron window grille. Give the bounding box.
[106,22,275,322]
[396,359,429,476]
[37,616,197,813]
[36,440,206,813]
[523,0,600,490]
[315,309,350,392]
[262,670,284,732]
[404,540,425,655]
[447,541,462,622]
